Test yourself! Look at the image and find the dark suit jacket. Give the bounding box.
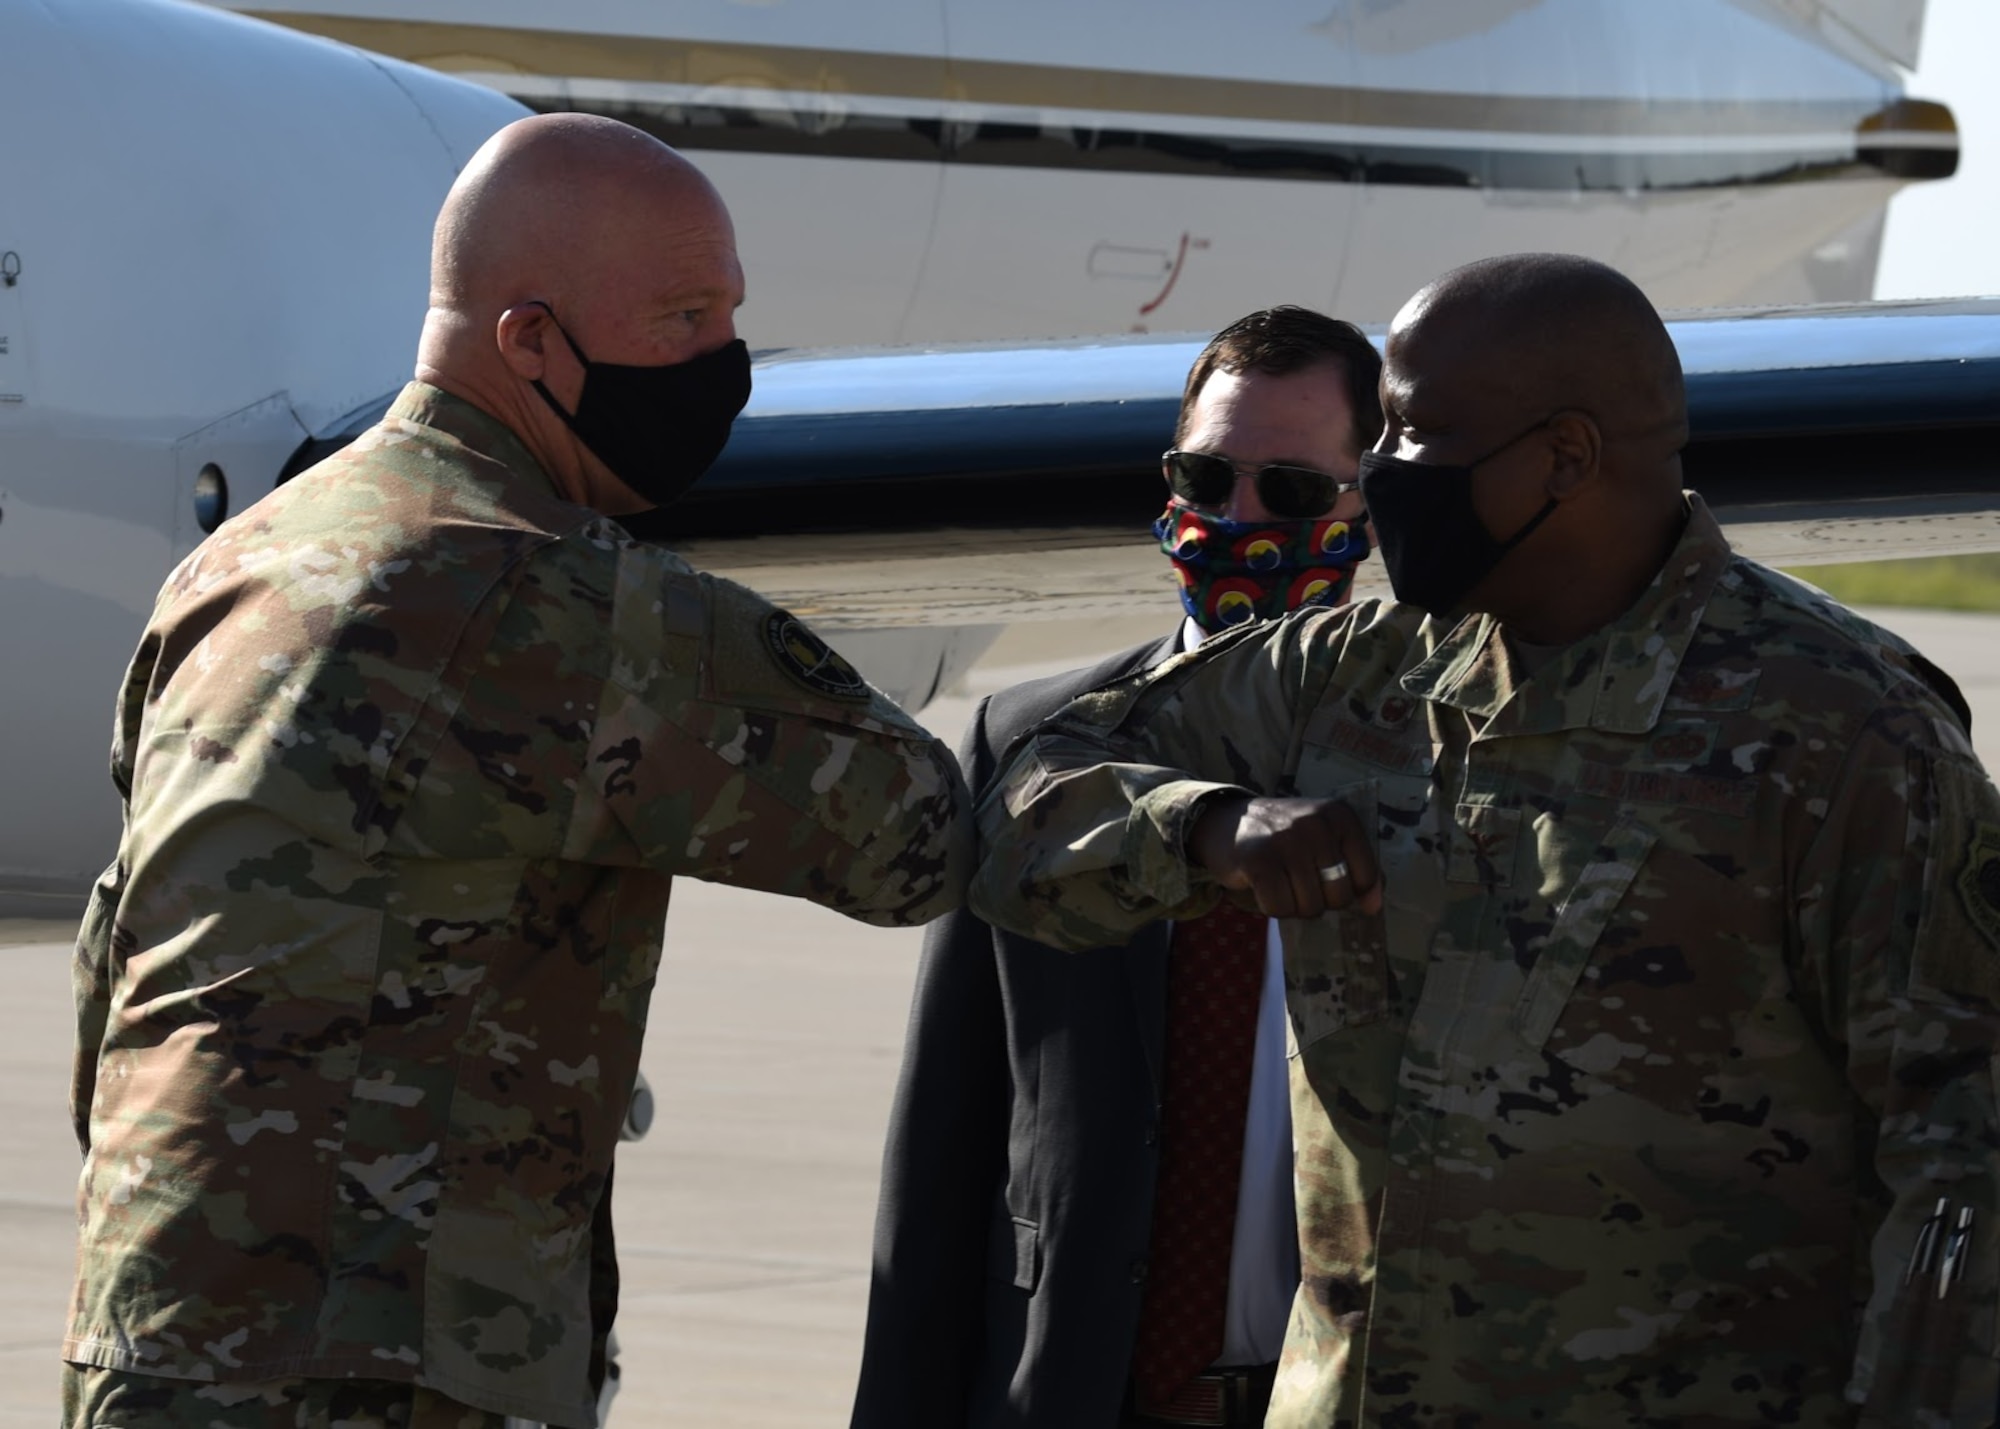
[850,634,1185,1429]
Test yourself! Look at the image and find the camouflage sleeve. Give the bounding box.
[71,859,126,1156]
[72,634,155,1154]
[968,611,1337,951]
[1795,699,2000,1424]
[569,562,971,927]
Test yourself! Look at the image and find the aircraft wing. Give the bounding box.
[8,298,1995,909]
[615,298,2000,628]
[1779,0,1930,72]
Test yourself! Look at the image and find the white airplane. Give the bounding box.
[218,0,1961,345]
[0,0,1976,912]
[0,0,525,911]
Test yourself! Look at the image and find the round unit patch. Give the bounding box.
[764,611,870,702]
[1957,822,2000,952]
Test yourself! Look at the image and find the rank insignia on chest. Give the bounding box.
[1958,822,2000,951]
[1664,666,1761,713]
[1644,719,1719,768]
[764,611,870,701]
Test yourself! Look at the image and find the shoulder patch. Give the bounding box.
[763,611,870,702]
[1958,822,2000,951]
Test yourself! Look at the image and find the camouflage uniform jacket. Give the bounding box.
[971,496,2000,1427]
[68,383,970,1427]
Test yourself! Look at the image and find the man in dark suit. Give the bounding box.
[851,307,1385,1429]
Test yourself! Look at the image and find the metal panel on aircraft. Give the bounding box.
[0,252,26,406]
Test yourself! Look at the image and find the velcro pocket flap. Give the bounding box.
[1913,752,2000,1009]
[1512,817,1656,1048]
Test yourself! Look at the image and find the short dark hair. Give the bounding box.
[1175,305,1384,454]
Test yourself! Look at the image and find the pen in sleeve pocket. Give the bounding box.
[1936,1205,1974,1302]
[1907,1197,1949,1287]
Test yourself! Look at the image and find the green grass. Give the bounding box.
[1780,554,2000,612]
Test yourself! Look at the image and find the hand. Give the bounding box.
[1187,795,1383,919]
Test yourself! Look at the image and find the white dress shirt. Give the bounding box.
[1180,617,1301,1367]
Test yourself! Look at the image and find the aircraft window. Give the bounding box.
[193,464,228,535]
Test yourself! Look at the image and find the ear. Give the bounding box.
[1544,410,1601,499]
[496,304,553,382]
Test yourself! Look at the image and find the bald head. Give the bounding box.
[415,114,746,512]
[431,113,732,320]
[1392,253,1687,462]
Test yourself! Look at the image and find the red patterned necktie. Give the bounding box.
[1130,898,1272,1404]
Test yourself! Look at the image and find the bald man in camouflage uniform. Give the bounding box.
[972,255,2000,1427]
[64,116,969,1429]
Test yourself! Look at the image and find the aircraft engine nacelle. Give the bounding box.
[0,0,526,909]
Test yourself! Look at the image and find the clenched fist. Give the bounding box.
[1187,794,1383,919]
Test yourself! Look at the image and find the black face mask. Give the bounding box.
[528,302,752,509]
[1357,418,1560,617]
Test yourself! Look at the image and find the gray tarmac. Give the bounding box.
[3,604,1996,1428]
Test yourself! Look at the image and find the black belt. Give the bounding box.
[1124,1363,1278,1428]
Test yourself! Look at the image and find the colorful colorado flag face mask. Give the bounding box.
[1154,503,1372,632]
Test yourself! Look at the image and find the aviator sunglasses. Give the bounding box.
[1162,448,1361,520]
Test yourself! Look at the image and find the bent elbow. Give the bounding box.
[845,743,975,927]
